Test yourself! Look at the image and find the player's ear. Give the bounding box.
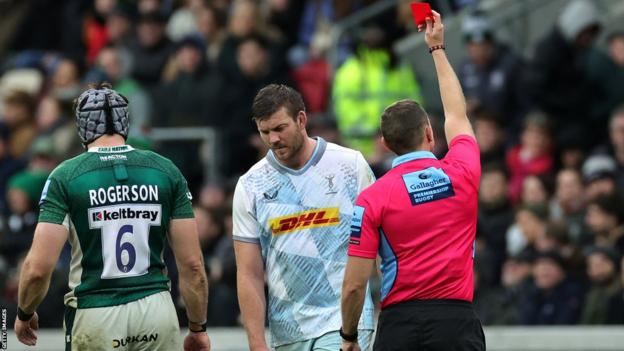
[297,111,307,129]
[425,124,435,148]
[381,136,390,151]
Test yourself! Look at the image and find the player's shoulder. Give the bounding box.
[239,158,271,180]
[358,169,395,200]
[323,141,364,162]
[131,148,182,175]
[48,152,91,180]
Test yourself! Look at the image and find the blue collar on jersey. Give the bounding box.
[392,150,437,168]
[87,145,135,153]
[266,137,327,175]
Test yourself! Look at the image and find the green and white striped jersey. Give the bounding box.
[38,145,194,309]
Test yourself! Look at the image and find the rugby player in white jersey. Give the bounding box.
[233,84,375,350]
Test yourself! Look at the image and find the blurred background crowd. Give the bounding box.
[0,0,623,328]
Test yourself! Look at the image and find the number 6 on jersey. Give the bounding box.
[88,204,162,279]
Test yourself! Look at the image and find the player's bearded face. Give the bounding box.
[257,108,305,162]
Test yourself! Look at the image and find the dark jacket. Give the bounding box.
[520,278,585,325]
[460,44,528,130]
[526,28,596,135]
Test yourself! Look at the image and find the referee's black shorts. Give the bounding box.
[373,299,485,351]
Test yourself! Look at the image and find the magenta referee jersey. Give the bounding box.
[348,135,481,309]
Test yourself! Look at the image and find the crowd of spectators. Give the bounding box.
[0,0,623,328]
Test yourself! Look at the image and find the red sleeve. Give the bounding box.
[348,192,380,259]
[444,135,481,189]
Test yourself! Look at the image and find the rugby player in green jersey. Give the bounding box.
[14,83,210,351]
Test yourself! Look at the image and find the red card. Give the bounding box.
[410,2,433,27]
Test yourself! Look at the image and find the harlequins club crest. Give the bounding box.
[325,174,337,195]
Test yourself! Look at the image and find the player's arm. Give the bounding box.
[19,222,68,312]
[16,222,68,346]
[341,256,375,334]
[423,11,474,144]
[169,218,209,329]
[232,180,269,351]
[234,241,269,351]
[341,199,380,349]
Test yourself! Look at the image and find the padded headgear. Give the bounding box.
[74,84,129,145]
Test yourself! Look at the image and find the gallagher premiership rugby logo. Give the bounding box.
[269,208,339,235]
[402,167,455,206]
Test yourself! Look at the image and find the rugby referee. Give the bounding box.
[340,10,485,351]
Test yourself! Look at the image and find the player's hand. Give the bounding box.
[341,340,361,351]
[184,331,211,351]
[418,10,444,48]
[15,312,39,346]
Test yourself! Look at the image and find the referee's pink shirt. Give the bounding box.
[348,135,481,309]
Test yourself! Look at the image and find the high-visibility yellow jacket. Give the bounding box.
[332,47,423,156]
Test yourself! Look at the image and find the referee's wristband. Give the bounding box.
[189,320,208,333]
[428,44,445,53]
[339,327,358,342]
[17,307,34,322]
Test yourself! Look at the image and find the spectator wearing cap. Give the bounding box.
[526,0,601,142]
[582,154,618,201]
[0,124,24,215]
[585,194,624,255]
[506,112,554,204]
[520,250,584,325]
[458,12,528,132]
[580,246,622,324]
[606,255,624,323]
[128,10,175,87]
[1,90,37,159]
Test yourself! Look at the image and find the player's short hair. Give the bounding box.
[74,82,129,146]
[251,84,305,121]
[381,99,429,155]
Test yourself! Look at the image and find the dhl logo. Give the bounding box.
[269,208,340,236]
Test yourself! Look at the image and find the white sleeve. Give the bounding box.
[232,180,261,244]
[356,152,375,193]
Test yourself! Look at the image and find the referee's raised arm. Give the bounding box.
[422,10,475,143]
